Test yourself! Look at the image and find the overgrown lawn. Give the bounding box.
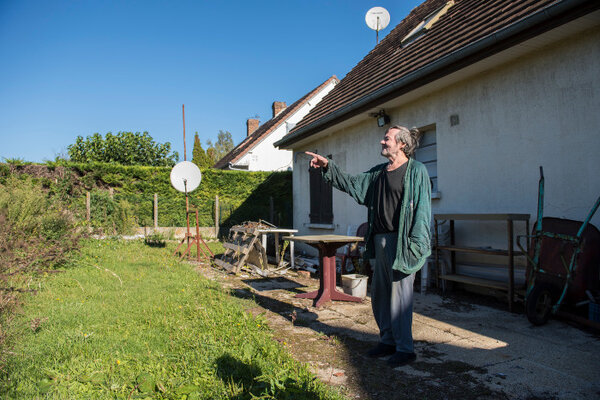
[0,239,344,400]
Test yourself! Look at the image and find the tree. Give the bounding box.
[67,131,179,166]
[206,130,234,163]
[206,148,216,165]
[191,132,212,169]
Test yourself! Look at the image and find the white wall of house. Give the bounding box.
[291,25,600,264]
[235,79,338,171]
[237,123,293,171]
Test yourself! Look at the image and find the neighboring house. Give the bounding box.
[275,0,600,286]
[214,76,339,171]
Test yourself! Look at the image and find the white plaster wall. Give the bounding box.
[236,80,338,172]
[292,26,600,257]
[238,123,293,171]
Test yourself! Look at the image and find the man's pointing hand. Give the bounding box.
[305,151,328,169]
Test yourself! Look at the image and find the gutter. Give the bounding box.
[227,162,249,171]
[275,0,598,149]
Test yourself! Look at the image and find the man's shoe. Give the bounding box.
[366,343,396,358]
[387,351,416,367]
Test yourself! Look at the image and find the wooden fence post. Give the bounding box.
[154,193,158,228]
[215,195,219,237]
[86,191,91,222]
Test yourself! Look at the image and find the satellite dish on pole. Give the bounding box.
[365,7,390,44]
[170,161,202,193]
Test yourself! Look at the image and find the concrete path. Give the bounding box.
[199,265,600,399]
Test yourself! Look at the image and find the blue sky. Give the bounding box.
[1,0,421,162]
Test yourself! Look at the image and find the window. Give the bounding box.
[401,0,454,47]
[309,155,333,224]
[415,126,439,197]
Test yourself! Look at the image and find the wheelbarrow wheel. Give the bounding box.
[526,283,555,326]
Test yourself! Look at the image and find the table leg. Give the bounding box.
[289,237,295,269]
[275,233,280,265]
[296,243,363,307]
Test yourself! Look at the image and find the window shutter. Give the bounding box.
[308,155,334,224]
[320,177,333,224]
[309,167,321,223]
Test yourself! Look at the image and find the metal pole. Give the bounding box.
[185,181,190,252]
[182,104,187,161]
[196,210,200,262]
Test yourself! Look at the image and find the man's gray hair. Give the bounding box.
[388,125,420,157]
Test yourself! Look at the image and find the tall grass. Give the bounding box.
[0,175,82,369]
[0,240,345,400]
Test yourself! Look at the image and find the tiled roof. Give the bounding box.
[277,0,598,147]
[214,75,339,169]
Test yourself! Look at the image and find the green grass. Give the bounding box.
[1,239,345,400]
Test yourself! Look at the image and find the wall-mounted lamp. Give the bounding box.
[370,109,390,127]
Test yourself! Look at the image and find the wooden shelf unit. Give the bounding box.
[434,213,530,312]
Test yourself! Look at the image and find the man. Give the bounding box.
[305,125,431,367]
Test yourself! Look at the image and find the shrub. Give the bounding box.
[0,175,81,273]
[88,190,137,235]
[144,232,166,247]
[2,162,293,230]
[0,176,83,368]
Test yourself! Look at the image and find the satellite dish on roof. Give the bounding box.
[365,7,390,31]
[365,7,390,44]
[170,161,201,193]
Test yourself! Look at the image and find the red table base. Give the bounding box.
[295,243,363,307]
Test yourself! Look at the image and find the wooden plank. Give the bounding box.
[230,226,260,235]
[232,235,258,274]
[222,242,250,255]
[436,245,527,256]
[434,213,530,221]
[213,258,235,272]
[286,235,363,244]
[439,274,509,291]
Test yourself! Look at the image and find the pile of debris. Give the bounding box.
[214,221,301,277]
[214,221,364,278]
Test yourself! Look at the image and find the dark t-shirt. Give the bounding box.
[372,162,408,234]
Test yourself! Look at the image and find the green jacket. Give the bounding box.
[322,157,432,274]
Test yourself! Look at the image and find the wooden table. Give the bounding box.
[285,234,364,307]
[256,228,298,268]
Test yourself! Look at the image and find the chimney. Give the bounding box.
[272,101,287,118]
[247,118,259,136]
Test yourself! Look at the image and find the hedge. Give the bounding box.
[1,162,292,233]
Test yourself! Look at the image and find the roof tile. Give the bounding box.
[286,0,579,142]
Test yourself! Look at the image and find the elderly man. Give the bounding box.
[306,125,431,367]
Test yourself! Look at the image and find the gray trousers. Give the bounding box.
[371,232,415,353]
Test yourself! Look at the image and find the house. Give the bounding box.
[275,0,600,289]
[214,76,339,171]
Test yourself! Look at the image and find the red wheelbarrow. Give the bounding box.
[517,167,600,326]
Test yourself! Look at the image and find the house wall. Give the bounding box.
[238,123,293,171]
[237,79,338,171]
[292,26,600,263]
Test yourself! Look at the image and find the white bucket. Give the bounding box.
[341,274,368,299]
